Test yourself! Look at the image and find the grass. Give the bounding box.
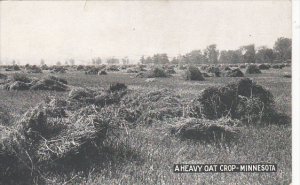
[0,66,291,184]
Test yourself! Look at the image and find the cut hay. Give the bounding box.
[206,66,221,77]
[9,81,31,90]
[85,68,99,75]
[170,117,240,143]
[98,70,107,75]
[239,64,246,69]
[146,67,169,78]
[258,64,270,70]
[283,74,291,78]
[184,66,205,81]
[1,74,69,91]
[272,64,284,69]
[5,65,21,71]
[0,73,7,80]
[68,85,127,107]
[245,65,261,74]
[166,68,176,74]
[0,96,125,180]
[50,67,67,74]
[26,65,43,73]
[30,76,69,91]
[0,106,11,126]
[188,78,289,125]
[109,82,127,92]
[224,68,244,77]
[10,73,31,83]
[106,65,120,71]
[119,89,183,125]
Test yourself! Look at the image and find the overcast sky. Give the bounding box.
[0,1,291,64]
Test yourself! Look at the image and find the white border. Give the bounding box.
[292,0,299,184]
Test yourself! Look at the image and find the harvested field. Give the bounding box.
[0,65,292,184]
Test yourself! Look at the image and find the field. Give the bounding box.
[0,66,292,185]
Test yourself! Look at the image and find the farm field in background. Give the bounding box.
[0,65,291,185]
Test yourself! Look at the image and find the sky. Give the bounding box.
[0,1,291,64]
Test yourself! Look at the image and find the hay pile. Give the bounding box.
[25,65,43,73]
[5,65,21,71]
[239,64,246,69]
[184,66,205,81]
[0,74,69,91]
[68,83,127,108]
[76,65,85,71]
[30,76,68,91]
[245,65,261,74]
[0,91,126,180]
[258,64,270,70]
[88,68,98,74]
[50,67,67,74]
[0,73,8,80]
[170,117,240,143]
[166,68,176,74]
[119,89,183,125]
[272,64,284,69]
[106,65,120,71]
[98,70,107,75]
[189,78,289,125]
[136,67,169,78]
[206,66,221,77]
[224,68,244,77]
[85,68,99,75]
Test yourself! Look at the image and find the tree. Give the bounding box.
[273,37,292,62]
[40,59,45,66]
[152,53,169,65]
[92,57,102,65]
[12,60,16,65]
[255,46,275,63]
[145,56,153,64]
[240,44,255,63]
[106,57,119,65]
[205,44,219,64]
[170,57,179,64]
[56,61,61,66]
[219,50,243,64]
[185,50,207,64]
[69,58,75,65]
[122,57,129,65]
[64,60,69,65]
[140,56,146,64]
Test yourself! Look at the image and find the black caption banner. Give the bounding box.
[173,164,277,173]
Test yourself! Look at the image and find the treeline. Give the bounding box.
[140,37,291,65]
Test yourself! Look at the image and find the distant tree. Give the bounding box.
[219,50,243,64]
[56,61,61,66]
[240,44,256,63]
[64,60,69,65]
[205,44,219,64]
[69,58,75,65]
[92,57,102,65]
[170,57,179,64]
[145,56,153,64]
[140,56,146,64]
[12,60,16,65]
[40,59,45,66]
[122,57,129,65]
[185,50,206,64]
[255,46,275,63]
[273,37,292,62]
[152,53,169,64]
[106,57,119,65]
